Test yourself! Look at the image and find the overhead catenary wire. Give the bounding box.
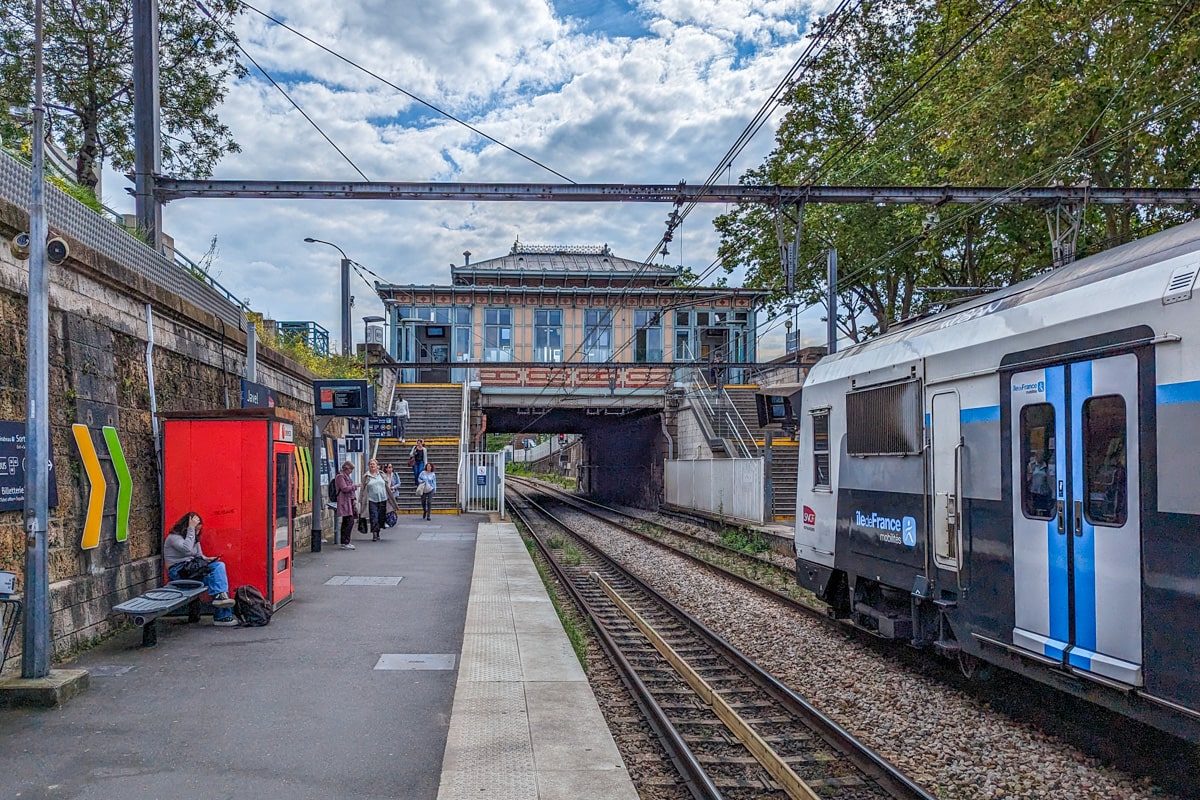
[235,0,575,184]
[195,1,370,182]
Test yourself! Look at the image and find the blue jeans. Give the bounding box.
[168,560,234,621]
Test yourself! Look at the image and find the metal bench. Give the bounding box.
[113,580,208,647]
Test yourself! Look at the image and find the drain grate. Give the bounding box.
[85,665,136,677]
[324,576,404,586]
[374,653,457,670]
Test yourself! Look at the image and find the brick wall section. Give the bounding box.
[0,196,337,673]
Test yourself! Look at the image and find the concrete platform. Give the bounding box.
[0,668,90,708]
[437,522,637,800]
[0,516,638,800]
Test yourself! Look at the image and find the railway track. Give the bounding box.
[507,475,825,616]
[507,484,934,800]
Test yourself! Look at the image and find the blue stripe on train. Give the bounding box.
[960,405,1000,424]
[1158,380,1200,405]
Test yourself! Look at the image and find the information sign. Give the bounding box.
[0,419,59,511]
[368,415,398,438]
[475,465,487,486]
[313,380,371,417]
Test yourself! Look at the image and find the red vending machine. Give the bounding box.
[161,409,296,609]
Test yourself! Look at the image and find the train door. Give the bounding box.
[1009,355,1142,686]
[930,391,961,570]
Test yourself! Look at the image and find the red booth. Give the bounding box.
[161,409,296,609]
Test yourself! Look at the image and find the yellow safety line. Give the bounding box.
[72,424,107,550]
[592,573,820,800]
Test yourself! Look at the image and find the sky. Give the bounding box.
[101,0,836,356]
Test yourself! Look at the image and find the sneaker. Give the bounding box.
[340,543,356,550]
[212,592,235,607]
[213,617,239,627]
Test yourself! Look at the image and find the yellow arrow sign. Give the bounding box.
[72,423,107,550]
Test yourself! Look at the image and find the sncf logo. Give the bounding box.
[802,506,816,527]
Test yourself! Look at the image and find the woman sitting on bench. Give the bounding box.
[164,512,237,627]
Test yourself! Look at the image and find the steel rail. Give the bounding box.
[508,494,723,800]
[508,485,935,800]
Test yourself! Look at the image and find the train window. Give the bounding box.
[846,380,922,456]
[1083,395,1127,527]
[1019,403,1056,520]
[812,410,830,489]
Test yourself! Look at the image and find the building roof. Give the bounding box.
[453,242,679,279]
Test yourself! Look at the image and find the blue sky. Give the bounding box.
[102,0,833,355]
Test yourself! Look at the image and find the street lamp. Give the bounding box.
[362,315,385,461]
[303,237,352,357]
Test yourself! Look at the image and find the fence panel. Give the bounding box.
[664,458,764,524]
[463,452,506,517]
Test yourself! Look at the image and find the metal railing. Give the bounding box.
[675,344,759,458]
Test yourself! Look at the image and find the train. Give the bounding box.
[791,217,1200,741]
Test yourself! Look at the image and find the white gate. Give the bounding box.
[463,451,506,517]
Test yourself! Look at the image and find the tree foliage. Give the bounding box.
[716,0,1200,342]
[0,0,246,189]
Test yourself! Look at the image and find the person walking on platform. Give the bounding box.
[409,439,427,485]
[418,462,437,520]
[335,461,358,550]
[363,459,389,541]
[394,394,410,443]
[164,512,237,626]
[383,463,400,527]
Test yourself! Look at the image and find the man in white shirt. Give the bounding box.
[395,395,410,442]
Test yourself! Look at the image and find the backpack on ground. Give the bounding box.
[327,477,338,503]
[233,584,273,627]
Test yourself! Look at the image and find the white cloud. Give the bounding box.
[103,0,824,353]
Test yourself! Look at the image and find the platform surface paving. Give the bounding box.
[437,522,638,800]
[0,514,634,799]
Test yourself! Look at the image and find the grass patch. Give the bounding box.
[719,527,772,556]
[520,529,590,670]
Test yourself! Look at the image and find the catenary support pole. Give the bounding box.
[827,248,838,356]
[341,258,352,357]
[133,0,162,250]
[23,0,50,679]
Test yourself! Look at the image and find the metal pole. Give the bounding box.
[826,248,837,356]
[311,417,328,552]
[245,317,257,382]
[341,258,351,357]
[132,0,162,250]
[22,0,50,679]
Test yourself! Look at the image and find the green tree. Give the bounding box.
[717,0,1200,342]
[0,0,245,190]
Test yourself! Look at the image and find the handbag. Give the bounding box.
[175,556,213,581]
[357,517,368,533]
[407,456,416,468]
[416,482,432,496]
[385,510,397,528]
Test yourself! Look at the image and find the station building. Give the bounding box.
[372,242,775,510]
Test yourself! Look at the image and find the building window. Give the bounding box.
[484,308,513,362]
[1083,395,1126,526]
[634,311,662,362]
[812,410,831,488]
[1020,403,1056,520]
[534,309,563,362]
[584,309,612,362]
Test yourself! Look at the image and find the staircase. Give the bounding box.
[724,385,800,522]
[375,384,464,515]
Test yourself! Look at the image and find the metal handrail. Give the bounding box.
[677,344,759,458]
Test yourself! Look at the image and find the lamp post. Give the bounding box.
[303,238,352,357]
[362,315,384,462]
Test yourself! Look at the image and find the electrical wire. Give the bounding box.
[236,0,575,184]
[196,6,371,182]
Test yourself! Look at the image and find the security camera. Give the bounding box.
[9,232,30,260]
[46,236,68,265]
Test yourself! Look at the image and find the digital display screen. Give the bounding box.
[313,380,371,416]
[425,326,446,337]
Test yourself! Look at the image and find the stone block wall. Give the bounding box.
[0,190,336,674]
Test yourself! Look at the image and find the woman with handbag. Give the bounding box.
[363,459,390,541]
[335,461,359,550]
[417,462,437,520]
[163,512,237,626]
[382,464,400,528]
[409,439,427,485]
